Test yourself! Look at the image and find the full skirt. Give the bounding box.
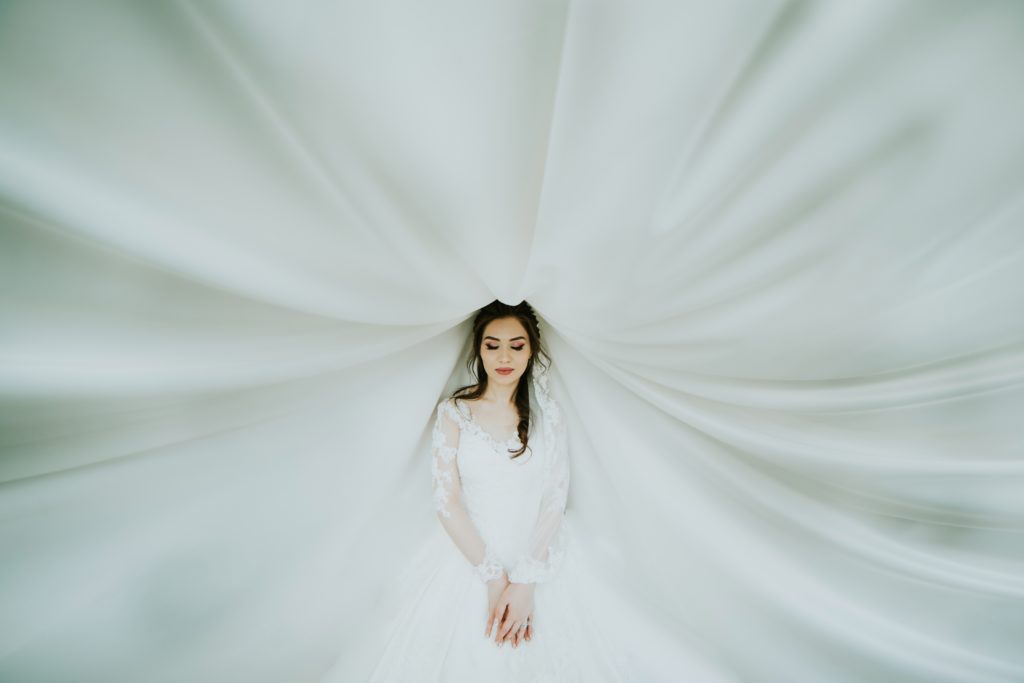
[336,513,634,682]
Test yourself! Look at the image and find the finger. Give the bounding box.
[495,614,506,642]
[498,616,515,640]
[499,619,519,642]
[525,623,533,641]
[486,604,504,638]
[495,617,507,643]
[488,604,507,639]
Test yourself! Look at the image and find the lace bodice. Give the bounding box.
[430,392,570,584]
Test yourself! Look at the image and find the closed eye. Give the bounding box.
[486,345,525,351]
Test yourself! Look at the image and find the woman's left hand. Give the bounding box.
[485,571,510,636]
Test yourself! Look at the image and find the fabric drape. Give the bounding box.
[2,2,1023,682]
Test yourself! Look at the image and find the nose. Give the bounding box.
[499,347,512,363]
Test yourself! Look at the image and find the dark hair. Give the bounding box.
[450,300,552,459]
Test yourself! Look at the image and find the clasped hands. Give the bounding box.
[484,570,534,648]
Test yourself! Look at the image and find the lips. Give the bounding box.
[496,368,514,374]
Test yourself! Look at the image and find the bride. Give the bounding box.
[357,299,631,682]
[434,301,563,651]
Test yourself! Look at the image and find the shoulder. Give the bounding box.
[436,396,469,424]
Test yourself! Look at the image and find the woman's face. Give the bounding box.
[480,317,531,389]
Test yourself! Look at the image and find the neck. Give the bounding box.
[482,381,518,406]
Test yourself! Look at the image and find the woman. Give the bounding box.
[361,300,631,682]
[433,300,566,651]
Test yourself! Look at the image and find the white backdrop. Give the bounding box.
[2,1,1024,681]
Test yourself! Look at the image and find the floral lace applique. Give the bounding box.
[451,397,538,464]
[508,523,569,583]
[431,399,460,518]
[473,546,505,582]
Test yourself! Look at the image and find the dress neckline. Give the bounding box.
[453,398,521,451]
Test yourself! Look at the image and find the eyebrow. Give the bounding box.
[484,336,526,342]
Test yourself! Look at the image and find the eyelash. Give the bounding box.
[486,345,525,351]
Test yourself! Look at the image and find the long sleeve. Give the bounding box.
[507,398,570,584]
[430,398,505,583]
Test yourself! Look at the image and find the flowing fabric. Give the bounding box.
[2,1,1024,682]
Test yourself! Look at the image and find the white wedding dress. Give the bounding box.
[359,389,634,682]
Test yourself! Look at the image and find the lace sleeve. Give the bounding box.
[507,397,570,584]
[431,398,505,583]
